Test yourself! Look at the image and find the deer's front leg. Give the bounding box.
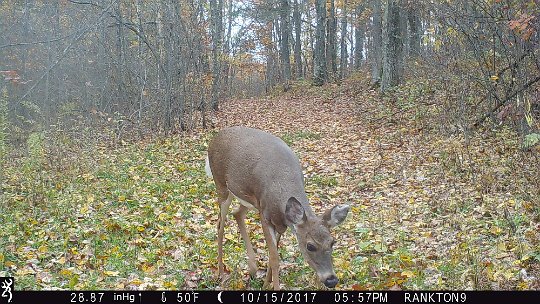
[263,232,281,288]
[233,204,257,276]
[261,217,280,290]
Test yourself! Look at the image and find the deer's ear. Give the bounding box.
[286,197,306,225]
[323,204,350,228]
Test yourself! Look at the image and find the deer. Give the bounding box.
[205,126,350,290]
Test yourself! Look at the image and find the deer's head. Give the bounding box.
[286,197,350,288]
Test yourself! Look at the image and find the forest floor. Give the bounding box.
[1,72,540,290]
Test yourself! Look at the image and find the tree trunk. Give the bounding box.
[313,0,327,86]
[223,0,234,95]
[371,0,383,85]
[381,0,403,92]
[339,0,348,79]
[98,15,109,112]
[21,0,30,79]
[165,6,174,132]
[293,0,302,79]
[400,4,409,59]
[354,4,365,69]
[209,0,223,111]
[305,0,314,76]
[407,3,421,57]
[327,0,337,80]
[279,0,291,91]
[19,0,31,122]
[45,2,55,123]
[115,0,126,109]
[135,0,146,134]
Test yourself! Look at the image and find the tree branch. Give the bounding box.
[18,1,116,104]
[472,75,540,128]
[0,34,76,49]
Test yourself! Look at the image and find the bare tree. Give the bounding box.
[314,0,327,86]
[381,0,403,92]
[327,0,338,80]
[354,3,365,69]
[279,0,291,91]
[371,0,383,85]
[339,0,348,79]
[407,2,421,57]
[1,0,536,146]
[292,0,303,79]
[210,0,224,111]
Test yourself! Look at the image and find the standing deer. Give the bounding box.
[205,126,350,289]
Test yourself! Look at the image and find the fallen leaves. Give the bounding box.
[210,73,540,290]
[1,72,539,290]
[104,270,120,277]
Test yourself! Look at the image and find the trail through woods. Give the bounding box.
[210,75,540,289]
[1,74,539,290]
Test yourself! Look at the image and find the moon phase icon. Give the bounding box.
[217,291,223,304]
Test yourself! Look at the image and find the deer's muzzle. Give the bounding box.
[323,274,338,288]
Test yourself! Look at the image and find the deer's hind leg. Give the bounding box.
[216,187,232,278]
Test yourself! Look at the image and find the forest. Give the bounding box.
[1,0,539,291]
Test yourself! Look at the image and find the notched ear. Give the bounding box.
[285,197,306,225]
[323,204,350,228]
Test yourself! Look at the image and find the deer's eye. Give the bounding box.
[307,243,317,252]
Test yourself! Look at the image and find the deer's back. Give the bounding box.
[208,126,307,230]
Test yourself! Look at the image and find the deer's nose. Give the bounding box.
[324,275,338,288]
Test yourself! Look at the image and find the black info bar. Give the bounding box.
[1,290,540,304]
[1,277,539,304]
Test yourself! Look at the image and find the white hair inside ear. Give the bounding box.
[326,204,350,228]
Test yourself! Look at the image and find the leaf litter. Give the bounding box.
[1,73,539,290]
